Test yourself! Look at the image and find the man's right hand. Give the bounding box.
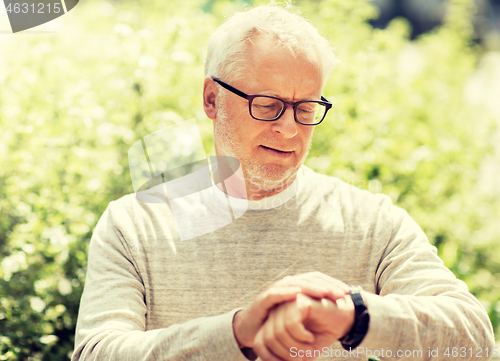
[232,272,349,348]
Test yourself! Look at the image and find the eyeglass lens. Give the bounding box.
[250,96,326,124]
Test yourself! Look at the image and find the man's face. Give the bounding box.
[212,37,323,194]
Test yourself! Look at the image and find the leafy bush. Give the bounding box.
[0,0,498,359]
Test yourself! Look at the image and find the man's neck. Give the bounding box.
[244,176,296,201]
[212,166,297,201]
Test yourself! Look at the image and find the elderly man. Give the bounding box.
[72,4,495,361]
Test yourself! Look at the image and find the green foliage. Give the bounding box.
[303,0,500,338]
[0,0,498,359]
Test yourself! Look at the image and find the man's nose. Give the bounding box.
[272,105,298,138]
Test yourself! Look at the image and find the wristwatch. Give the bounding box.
[339,286,370,349]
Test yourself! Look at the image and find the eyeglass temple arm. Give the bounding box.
[213,78,248,99]
[321,96,332,105]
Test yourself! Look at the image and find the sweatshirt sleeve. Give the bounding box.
[71,200,249,361]
[359,198,496,360]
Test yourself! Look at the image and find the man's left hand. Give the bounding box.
[253,293,355,361]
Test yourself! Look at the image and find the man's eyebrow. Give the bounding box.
[257,90,322,102]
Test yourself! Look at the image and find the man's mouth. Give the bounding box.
[261,145,293,153]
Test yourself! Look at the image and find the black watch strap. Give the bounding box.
[339,286,370,349]
[241,347,258,361]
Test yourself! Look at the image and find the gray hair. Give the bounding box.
[205,4,339,85]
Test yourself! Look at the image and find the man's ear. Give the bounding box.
[203,77,218,120]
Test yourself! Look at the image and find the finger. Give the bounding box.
[295,273,349,300]
[263,309,312,361]
[238,287,303,348]
[255,345,288,361]
[265,311,296,360]
[272,277,335,300]
[286,320,316,345]
[257,298,319,361]
[253,286,302,322]
[254,325,288,361]
[296,272,349,291]
[276,274,348,297]
[284,295,315,343]
[313,273,349,294]
[283,322,315,348]
[273,308,309,359]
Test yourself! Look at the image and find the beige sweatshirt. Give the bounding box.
[72,166,495,361]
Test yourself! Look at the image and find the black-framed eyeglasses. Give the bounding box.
[213,78,332,126]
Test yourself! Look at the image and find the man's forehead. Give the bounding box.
[238,36,323,99]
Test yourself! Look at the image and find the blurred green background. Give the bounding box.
[1,0,500,359]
